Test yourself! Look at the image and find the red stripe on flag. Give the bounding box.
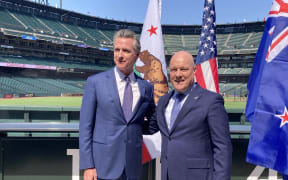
[269,11,279,15]
[195,64,207,89]
[142,142,152,164]
[270,28,288,51]
[275,0,288,13]
[209,58,219,93]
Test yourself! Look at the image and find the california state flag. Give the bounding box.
[135,0,168,163]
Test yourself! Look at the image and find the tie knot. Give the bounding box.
[124,76,130,83]
[174,93,185,102]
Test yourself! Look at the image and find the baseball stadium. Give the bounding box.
[0,0,278,179]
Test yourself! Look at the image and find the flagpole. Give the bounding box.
[136,0,167,179]
[155,158,161,180]
[155,1,162,180]
[158,0,162,18]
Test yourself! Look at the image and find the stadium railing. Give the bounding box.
[0,122,251,135]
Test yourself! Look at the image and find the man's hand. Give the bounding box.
[84,168,97,180]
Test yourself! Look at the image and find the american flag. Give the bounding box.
[195,0,219,93]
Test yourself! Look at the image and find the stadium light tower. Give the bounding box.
[35,0,62,8]
[38,0,48,5]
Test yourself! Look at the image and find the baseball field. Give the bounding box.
[0,96,246,109]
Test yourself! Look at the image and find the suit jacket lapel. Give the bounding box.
[128,75,145,123]
[169,85,202,134]
[161,92,173,135]
[106,69,126,123]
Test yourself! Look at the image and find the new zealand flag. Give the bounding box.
[246,0,288,176]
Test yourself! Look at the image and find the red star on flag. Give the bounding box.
[275,106,288,127]
[147,25,158,36]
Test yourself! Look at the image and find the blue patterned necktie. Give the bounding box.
[122,76,133,122]
[170,93,185,130]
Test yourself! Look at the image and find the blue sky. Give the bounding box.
[47,0,272,25]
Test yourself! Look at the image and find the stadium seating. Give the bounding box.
[219,83,248,97]
[226,33,249,49]
[101,30,114,41]
[163,34,183,53]
[11,12,51,33]
[81,27,113,48]
[1,28,33,38]
[216,34,230,53]
[218,68,252,75]
[0,76,44,95]
[0,8,23,30]
[239,68,252,74]
[224,68,242,74]
[0,75,85,97]
[0,55,111,71]
[0,3,259,101]
[182,34,200,54]
[38,17,76,38]
[0,6,263,55]
[246,32,262,49]
[63,24,99,46]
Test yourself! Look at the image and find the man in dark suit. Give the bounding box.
[79,29,158,180]
[157,51,232,180]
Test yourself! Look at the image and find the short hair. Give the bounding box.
[113,29,141,54]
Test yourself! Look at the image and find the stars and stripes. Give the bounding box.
[195,0,219,93]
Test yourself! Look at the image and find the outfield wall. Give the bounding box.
[0,106,246,126]
[0,106,286,179]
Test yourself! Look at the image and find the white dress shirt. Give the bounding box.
[165,85,195,130]
[114,67,140,111]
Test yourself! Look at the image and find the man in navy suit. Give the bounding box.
[79,29,158,180]
[157,51,232,180]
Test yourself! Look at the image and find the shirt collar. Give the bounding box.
[115,67,136,83]
[173,83,196,98]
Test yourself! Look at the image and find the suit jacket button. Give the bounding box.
[168,137,171,141]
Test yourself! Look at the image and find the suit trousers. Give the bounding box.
[98,169,138,180]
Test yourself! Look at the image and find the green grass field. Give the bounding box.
[0,96,82,107]
[224,100,246,109]
[0,96,246,109]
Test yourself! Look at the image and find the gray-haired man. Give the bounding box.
[79,29,158,180]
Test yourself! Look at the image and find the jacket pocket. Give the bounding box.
[93,131,107,144]
[186,158,210,169]
[185,158,211,180]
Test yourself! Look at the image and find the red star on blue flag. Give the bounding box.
[275,107,288,127]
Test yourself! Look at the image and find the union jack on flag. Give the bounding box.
[266,0,288,63]
[195,0,219,93]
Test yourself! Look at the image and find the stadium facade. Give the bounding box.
[0,0,265,98]
[0,0,281,179]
